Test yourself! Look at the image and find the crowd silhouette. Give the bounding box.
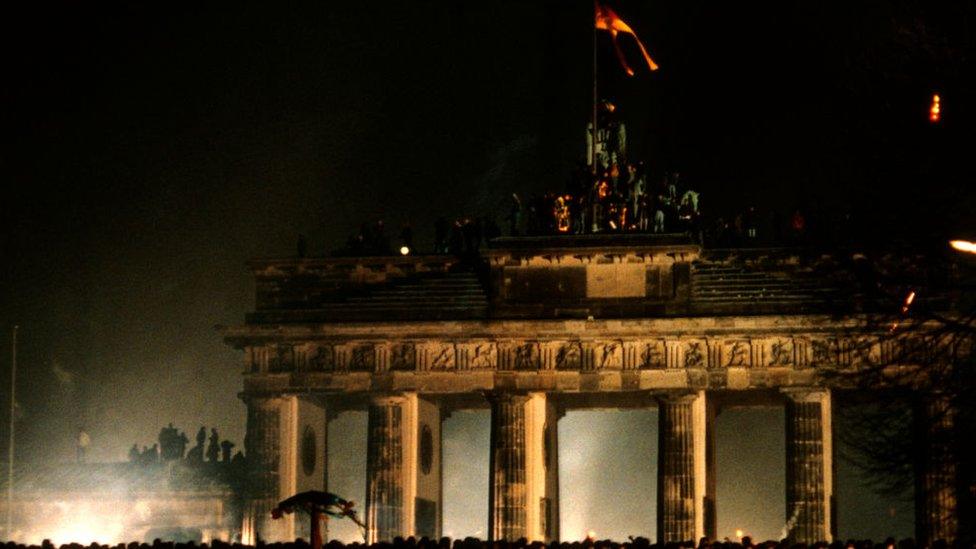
[128,424,241,467]
[1,535,967,549]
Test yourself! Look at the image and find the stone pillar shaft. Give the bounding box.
[365,394,443,543]
[243,398,281,544]
[784,390,833,544]
[242,396,327,544]
[366,398,405,543]
[657,391,707,545]
[488,392,560,542]
[915,395,957,544]
[489,393,528,542]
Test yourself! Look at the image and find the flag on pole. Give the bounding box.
[595,1,659,76]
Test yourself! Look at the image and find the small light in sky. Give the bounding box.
[735,529,744,539]
[399,246,411,255]
[950,239,976,254]
[930,93,941,123]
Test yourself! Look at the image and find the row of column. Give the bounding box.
[241,389,955,545]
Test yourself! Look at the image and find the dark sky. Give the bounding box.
[1,0,973,541]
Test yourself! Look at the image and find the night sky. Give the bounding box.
[2,0,973,542]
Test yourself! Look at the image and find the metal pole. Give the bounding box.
[6,325,16,538]
[591,1,599,176]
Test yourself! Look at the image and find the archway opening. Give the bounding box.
[559,408,658,542]
[442,409,490,540]
[327,410,367,542]
[833,400,914,540]
[715,406,784,543]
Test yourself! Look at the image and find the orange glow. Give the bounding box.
[891,290,917,332]
[950,239,976,254]
[735,529,744,539]
[595,2,659,76]
[930,94,940,122]
[554,195,571,232]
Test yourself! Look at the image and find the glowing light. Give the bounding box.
[930,94,940,122]
[586,530,597,541]
[950,239,976,254]
[901,290,916,313]
[399,246,410,255]
[735,529,744,539]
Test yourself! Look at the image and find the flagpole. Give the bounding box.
[6,325,16,538]
[591,0,598,176]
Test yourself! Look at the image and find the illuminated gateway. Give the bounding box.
[221,235,959,545]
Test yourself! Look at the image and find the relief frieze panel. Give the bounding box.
[417,342,456,371]
[458,342,496,370]
[388,343,416,371]
[332,343,374,372]
[277,331,893,378]
[308,344,335,372]
[430,344,457,370]
[681,339,708,369]
[638,339,667,369]
[499,341,540,371]
[268,343,295,373]
[809,337,840,367]
[766,338,795,367]
[548,341,581,370]
[592,340,623,370]
[843,337,881,368]
[722,339,751,368]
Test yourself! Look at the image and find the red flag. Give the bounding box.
[595,2,659,76]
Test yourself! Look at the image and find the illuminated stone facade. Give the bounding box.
[223,236,958,544]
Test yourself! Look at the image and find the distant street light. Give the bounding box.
[399,246,411,256]
[949,240,976,254]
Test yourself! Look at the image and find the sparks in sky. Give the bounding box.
[930,93,941,123]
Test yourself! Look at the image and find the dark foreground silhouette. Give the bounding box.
[1,535,972,549]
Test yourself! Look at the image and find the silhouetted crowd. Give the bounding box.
[2,535,971,549]
[509,168,700,239]
[128,424,242,467]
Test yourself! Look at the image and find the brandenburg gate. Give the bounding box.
[221,236,957,545]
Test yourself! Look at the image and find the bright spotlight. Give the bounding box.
[399,246,410,256]
[950,240,976,254]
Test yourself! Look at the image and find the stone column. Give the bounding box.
[784,389,833,544]
[242,395,327,544]
[488,392,560,542]
[365,393,442,543]
[914,395,957,545]
[703,397,718,541]
[657,391,708,545]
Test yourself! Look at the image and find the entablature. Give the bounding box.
[225,315,925,396]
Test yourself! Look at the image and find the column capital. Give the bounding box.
[781,387,829,403]
[483,390,531,405]
[656,390,701,405]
